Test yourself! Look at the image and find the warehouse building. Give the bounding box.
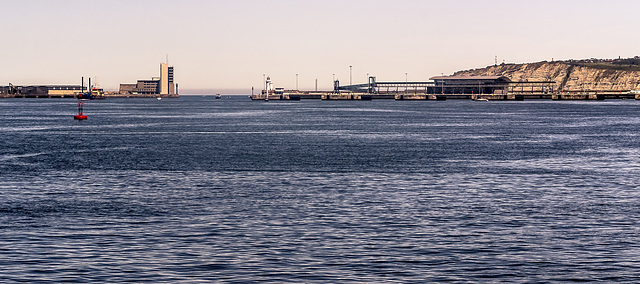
[429,75,511,94]
[0,84,83,98]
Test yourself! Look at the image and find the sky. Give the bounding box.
[2,0,639,93]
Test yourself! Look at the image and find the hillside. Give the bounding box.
[454,58,640,91]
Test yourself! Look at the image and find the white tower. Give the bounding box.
[160,63,169,95]
[266,76,274,92]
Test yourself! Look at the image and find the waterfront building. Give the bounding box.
[119,62,176,96]
[429,75,511,94]
[0,85,83,98]
[336,75,550,96]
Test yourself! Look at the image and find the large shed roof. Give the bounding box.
[430,75,511,82]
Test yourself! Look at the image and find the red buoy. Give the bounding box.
[74,100,87,120]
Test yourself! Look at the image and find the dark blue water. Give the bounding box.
[2,96,640,282]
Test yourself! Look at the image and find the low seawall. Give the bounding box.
[251,91,639,101]
[0,93,180,99]
[103,93,179,98]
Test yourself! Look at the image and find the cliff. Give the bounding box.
[454,59,640,91]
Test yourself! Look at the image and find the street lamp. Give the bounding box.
[405,72,408,93]
[296,73,298,90]
[349,65,352,86]
[367,73,370,93]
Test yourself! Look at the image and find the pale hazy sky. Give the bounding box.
[2,0,639,92]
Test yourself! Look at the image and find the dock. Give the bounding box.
[251,91,640,101]
[252,75,640,101]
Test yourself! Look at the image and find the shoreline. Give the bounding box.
[250,91,640,101]
[0,93,180,99]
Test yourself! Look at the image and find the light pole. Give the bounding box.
[367,73,370,93]
[349,65,352,86]
[405,72,408,93]
[263,73,266,96]
[296,73,298,90]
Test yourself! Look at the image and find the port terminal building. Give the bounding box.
[119,63,177,96]
[337,75,552,95]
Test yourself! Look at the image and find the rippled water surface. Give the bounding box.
[2,97,640,282]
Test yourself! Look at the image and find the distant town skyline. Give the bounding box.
[2,0,639,93]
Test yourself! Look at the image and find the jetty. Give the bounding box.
[251,75,640,101]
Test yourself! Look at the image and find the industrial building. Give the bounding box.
[119,62,177,96]
[333,75,554,95]
[429,75,512,94]
[0,84,83,98]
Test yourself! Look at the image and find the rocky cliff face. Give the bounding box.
[454,61,640,91]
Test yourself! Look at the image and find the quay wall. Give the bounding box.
[251,92,640,101]
[0,93,179,99]
[103,92,179,98]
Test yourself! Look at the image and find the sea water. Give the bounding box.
[1,96,640,282]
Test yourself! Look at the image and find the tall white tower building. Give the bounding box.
[160,63,169,95]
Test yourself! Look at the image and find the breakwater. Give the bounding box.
[1,92,179,99]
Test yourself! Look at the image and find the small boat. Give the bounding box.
[476,98,489,101]
[75,77,100,100]
[76,92,95,100]
[75,87,104,100]
[215,94,222,99]
[90,87,106,100]
[157,97,162,100]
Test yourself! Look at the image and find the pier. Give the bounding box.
[251,75,640,101]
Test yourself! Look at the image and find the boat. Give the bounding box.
[76,91,95,100]
[90,87,105,100]
[76,77,105,100]
[215,94,222,99]
[157,97,162,100]
[476,98,489,101]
